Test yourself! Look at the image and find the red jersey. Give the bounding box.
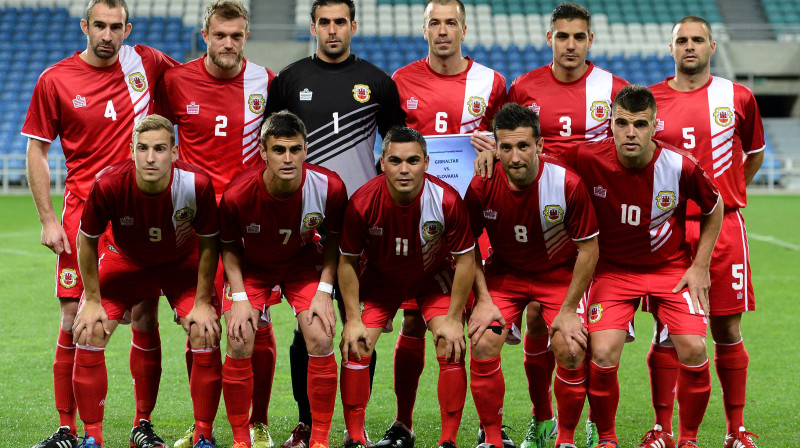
[465,156,599,277]
[340,174,475,287]
[393,58,507,134]
[80,159,218,266]
[21,45,177,201]
[507,62,628,159]
[650,76,765,213]
[218,163,348,273]
[157,57,276,201]
[567,139,719,269]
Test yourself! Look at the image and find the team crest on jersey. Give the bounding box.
[59,268,78,289]
[467,96,487,117]
[655,117,665,132]
[422,221,444,240]
[590,100,610,122]
[174,207,195,222]
[369,226,383,236]
[542,205,565,224]
[246,223,261,234]
[483,209,498,220]
[120,216,134,226]
[406,97,419,110]
[186,102,200,115]
[593,185,607,199]
[248,94,266,114]
[299,88,313,101]
[353,84,371,103]
[655,190,677,211]
[713,107,734,127]
[588,303,603,324]
[303,212,324,231]
[127,72,147,92]
[528,102,541,114]
[72,95,87,109]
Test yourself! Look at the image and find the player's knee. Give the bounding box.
[554,346,584,369]
[470,331,504,359]
[305,331,334,356]
[401,309,427,337]
[187,324,219,349]
[59,299,79,330]
[525,306,547,337]
[226,335,253,358]
[130,298,159,331]
[590,342,620,367]
[675,337,708,366]
[709,315,742,344]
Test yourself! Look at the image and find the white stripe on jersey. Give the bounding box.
[171,168,198,248]
[419,179,446,271]
[459,62,495,134]
[242,62,271,162]
[650,149,682,252]
[584,67,614,142]
[707,77,736,178]
[118,45,151,123]
[538,163,570,259]
[300,169,330,236]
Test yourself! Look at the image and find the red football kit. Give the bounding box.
[393,58,507,134]
[507,62,628,159]
[651,76,764,315]
[22,45,177,297]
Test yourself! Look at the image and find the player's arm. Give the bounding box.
[306,230,339,337]
[338,252,370,363]
[434,249,475,363]
[183,235,221,348]
[473,147,498,179]
[466,239,504,346]
[72,232,109,345]
[743,150,765,186]
[549,236,598,356]
[221,241,258,342]
[26,138,71,255]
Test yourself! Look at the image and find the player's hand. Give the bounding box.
[467,296,505,346]
[340,319,370,364]
[470,131,496,154]
[307,290,336,338]
[184,302,221,349]
[72,300,109,346]
[673,263,710,316]
[434,316,466,363]
[227,300,257,343]
[549,309,588,357]
[41,218,71,255]
[473,148,497,178]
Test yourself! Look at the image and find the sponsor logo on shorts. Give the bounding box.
[299,88,313,101]
[128,72,147,92]
[174,207,195,222]
[655,190,677,211]
[590,100,610,121]
[59,268,78,289]
[528,102,540,114]
[248,94,266,114]
[467,96,487,117]
[353,84,371,103]
[303,212,324,231]
[406,97,419,110]
[593,185,607,198]
[246,223,261,233]
[186,101,200,115]
[72,95,87,109]
[543,205,565,224]
[713,107,734,127]
[421,221,444,240]
[588,303,603,324]
[483,209,498,220]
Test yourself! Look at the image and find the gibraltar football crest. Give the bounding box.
[60,268,78,288]
[590,100,610,122]
[128,72,146,92]
[713,107,734,127]
[588,303,603,324]
[542,205,565,224]
[421,220,444,240]
[353,84,371,103]
[303,212,324,231]
[467,96,487,117]
[248,94,266,114]
[655,190,677,211]
[174,207,195,222]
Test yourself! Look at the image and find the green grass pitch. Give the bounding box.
[0,194,798,447]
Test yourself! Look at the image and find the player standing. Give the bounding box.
[22,1,177,446]
[70,115,221,448]
[265,2,406,446]
[156,2,277,447]
[569,85,722,448]
[638,16,765,448]
[338,127,476,448]
[465,103,599,448]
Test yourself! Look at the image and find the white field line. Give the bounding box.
[748,233,800,251]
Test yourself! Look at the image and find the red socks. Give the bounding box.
[341,355,372,444]
[223,355,254,446]
[554,363,587,445]
[190,348,222,444]
[437,356,466,446]
[587,361,619,443]
[308,353,337,446]
[250,324,277,427]
[715,340,749,433]
[647,344,679,433]
[677,360,711,444]
[523,334,555,421]
[130,328,161,425]
[73,346,107,446]
[54,329,77,434]
[469,355,504,448]
[393,333,425,428]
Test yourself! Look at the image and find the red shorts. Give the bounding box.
[686,211,754,315]
[85,247,218,321]
[587,263,708,338]
[222,266,316,314]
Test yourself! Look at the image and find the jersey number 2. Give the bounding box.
[215,116,228,136]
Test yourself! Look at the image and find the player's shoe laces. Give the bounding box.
[77,435,102,448]
[251,422,275,448]
[174,425,195,448]
[635,424,675,448]
[192,435,217,448]
[376,424,415,448]
[130,419,167,448]
[281,423,311,448]
[32,426,77,448]
[344,429,375,448]
[585,422,599,448]
[676,441,701,448]
[521,416,557,448]
[477,426,515,448]
[439,441,457,448]
[723,427,759,448]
